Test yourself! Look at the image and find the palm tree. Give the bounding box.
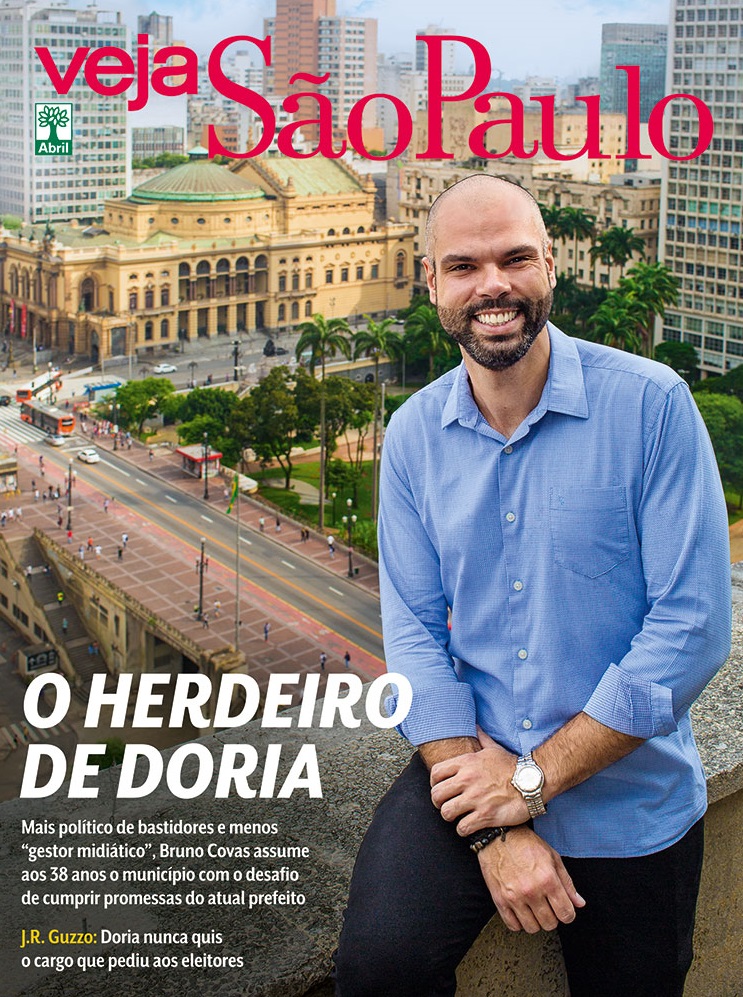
[588,293,645,353]
[353,317,404,520]
[589,226,646,283]
[561,206,596,282]
[619,261,680,357]
[404,303,455,383]
[295,314,352,528]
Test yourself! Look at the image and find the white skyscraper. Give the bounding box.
[0,0,129,225]
[659,0,743,373]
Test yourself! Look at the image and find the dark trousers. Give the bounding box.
[334,753,704,997]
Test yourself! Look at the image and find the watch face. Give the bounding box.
[516,764,543,792]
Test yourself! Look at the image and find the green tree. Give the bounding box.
[619,261,680,356]
[295,314,352,527]
[404,303,456,383]
[694,392,743,504]
[654,341,700,385]
[231,367,299,489]
[588,292,644,352]
[353,317,404,519]
[115,377,175,435]
[589,226,645,281]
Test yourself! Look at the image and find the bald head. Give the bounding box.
[424,175,549,273]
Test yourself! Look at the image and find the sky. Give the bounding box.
[114,0,672,81]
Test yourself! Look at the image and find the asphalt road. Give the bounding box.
[43,444,385,660]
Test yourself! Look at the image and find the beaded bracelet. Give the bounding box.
[468,826,510,853]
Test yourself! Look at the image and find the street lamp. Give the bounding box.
[112,391,118,450]
[66,459,73,532]
[232,339,240,381]
[331,491,337,526]
[342,499,357,578]
[197,537,206,619]
[202,431,209,501]
[188,360,197,388]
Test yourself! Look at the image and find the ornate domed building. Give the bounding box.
[0,149,413,363]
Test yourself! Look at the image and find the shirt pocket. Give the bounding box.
[549,485,630,578]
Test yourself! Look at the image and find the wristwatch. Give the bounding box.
[511,752,547,818]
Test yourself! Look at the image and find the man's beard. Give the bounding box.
[436,291,553,371]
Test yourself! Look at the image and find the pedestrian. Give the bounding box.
[333,174,732,997]
[117,546,123,560]
[213,600,221,617]
[34,489,40,502]
[259,517,265,533]
[16,507,22,521]
[202,611,210,629]
[204,557,209,574]
[87,536,93,550]
[7,508,13,522]
[263,621,270,641]
[121,532,128,548]
[328,536,335,558]
[194,558,200,574]
[78,545,85,560]
[319,651,327,671]
[0,512,5,529]
[57,515,63,529]
[66,529,72,544]
[344,650,351,669]
[148,449,154,462]
[62,617,68,636]
[94,544,102,558]
[103,498,109,513]
[275,515,281,533]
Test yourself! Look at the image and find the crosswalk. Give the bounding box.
[1,719,74,750]
[0,406,82,452]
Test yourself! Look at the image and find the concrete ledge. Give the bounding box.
[2,589,743,996]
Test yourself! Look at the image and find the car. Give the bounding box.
[77,448,101,464]
[0,394,12,406]
[152,362,177,374]
[45,434,66,447]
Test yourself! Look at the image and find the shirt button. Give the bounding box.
[504,445,513,454]
[505,512,516,523]
[517,649,528,660]
[522,718,533,730]
[513,580,523,591]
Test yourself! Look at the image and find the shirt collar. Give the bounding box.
[441,323,589,430]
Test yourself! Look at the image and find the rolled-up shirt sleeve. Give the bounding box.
[379,417,477,745]
[583,382,732,738]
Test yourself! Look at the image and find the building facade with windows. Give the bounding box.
[0,149,413,362]
[0,0,129,226]
[659,0,743,374]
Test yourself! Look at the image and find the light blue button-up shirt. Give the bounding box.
[379,325,731,858]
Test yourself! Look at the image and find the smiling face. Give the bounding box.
[423,178,556,372]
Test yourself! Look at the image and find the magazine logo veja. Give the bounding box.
[33,34,714,162]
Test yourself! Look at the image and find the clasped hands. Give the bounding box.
[429,729,585,933]
[430,728,529,834]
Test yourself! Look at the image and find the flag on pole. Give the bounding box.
[226,475,239,514]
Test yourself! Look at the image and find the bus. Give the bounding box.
[15,368,62,404]
[20,400,75,435]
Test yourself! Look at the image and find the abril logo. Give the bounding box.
[34,102,73,155]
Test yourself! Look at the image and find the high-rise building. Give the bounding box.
[659,1,743,374]
[600,23,668,122]
[0,0,129,225]
[137,10,172,48]
[415,25,457,75]
[268,0,335,98]
[317,16,377,138]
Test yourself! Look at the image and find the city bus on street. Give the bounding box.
[20,400,75,436]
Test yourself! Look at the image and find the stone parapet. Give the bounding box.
[2,581,742,997]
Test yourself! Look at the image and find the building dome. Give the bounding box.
[130,147,265,203]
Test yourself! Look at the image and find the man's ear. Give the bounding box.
[545,244,557,289]
[423,256,436,304]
